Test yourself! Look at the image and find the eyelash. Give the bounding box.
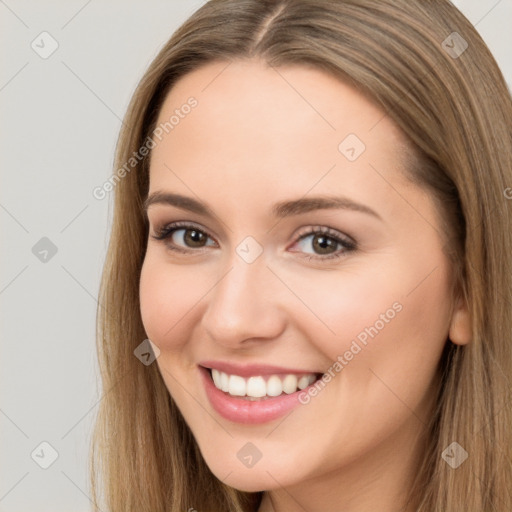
[151,221,357,261]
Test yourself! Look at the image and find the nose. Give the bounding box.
[200,250,287,348]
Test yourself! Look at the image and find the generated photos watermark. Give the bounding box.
[92,96,198,200]
[298,301,403,404]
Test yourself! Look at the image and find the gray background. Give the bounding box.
[1,1,510,511]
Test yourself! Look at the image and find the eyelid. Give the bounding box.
[151,220,218,247]
[293,224,355,246]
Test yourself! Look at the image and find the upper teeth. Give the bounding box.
[211,369,318,398]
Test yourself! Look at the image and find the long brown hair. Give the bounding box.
[90,1,512,510]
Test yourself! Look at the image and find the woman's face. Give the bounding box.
[139,59,468,496]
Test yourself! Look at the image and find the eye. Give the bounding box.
[151,221,356,261]
[289,226,356,261]
[151,221,216,253]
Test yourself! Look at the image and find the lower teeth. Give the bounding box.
[239,395,277,401]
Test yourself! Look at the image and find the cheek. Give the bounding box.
[139,253,209,348]
[328,255,453,422]
[304,250,451,349]
[285,250,453,405]
[139,255,206,408]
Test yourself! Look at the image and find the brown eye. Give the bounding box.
[151,222,217,252]
[291,226,356,261]
[311,234,339,255]
[181,228,208,248]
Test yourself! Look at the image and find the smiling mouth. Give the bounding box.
[205,367,323,400]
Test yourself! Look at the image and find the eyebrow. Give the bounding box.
[143,192,382,221]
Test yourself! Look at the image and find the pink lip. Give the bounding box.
[199,360,319,378]
[199,365,319,425]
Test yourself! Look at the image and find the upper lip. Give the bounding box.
[199,360,322,378]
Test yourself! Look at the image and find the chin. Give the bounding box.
[206,462,282,493]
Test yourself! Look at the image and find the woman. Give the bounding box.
[91,1,512,510]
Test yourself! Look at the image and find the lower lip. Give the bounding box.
[199,366,313,425]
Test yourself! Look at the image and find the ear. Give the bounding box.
[448,295,472,345]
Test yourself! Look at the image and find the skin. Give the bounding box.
[139,59,471,512]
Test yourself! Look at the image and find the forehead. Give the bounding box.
[148,59,414,215]
[154,58,403,145]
